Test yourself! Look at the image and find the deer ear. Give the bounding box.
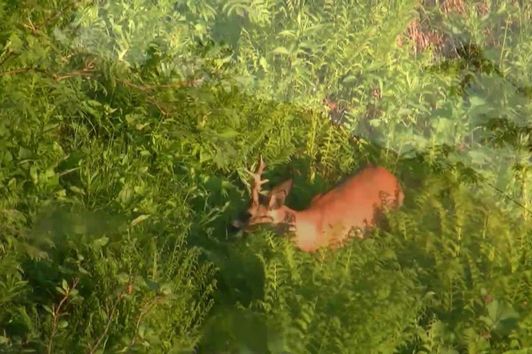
[268,179,293,209]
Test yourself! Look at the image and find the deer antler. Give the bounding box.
[245,156,269,206]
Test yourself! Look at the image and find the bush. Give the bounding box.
[1,0,530,353]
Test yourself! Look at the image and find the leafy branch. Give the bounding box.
[0,59,96,81]
[86,286,128,354]
[46,278,80,354]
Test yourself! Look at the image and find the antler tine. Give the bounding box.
[246,156,269,205]
[257,155,266,174]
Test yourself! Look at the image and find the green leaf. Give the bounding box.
[487,300,520,333]
[7,33,23,52]
[58,320,69,329]
[131,214,150,226]
[272,47,290,56]
[342,75,357,84]
[92,236,109,248]
[42,305,53,314]
[69,185,86,195]
[160,283,172,295]
[117,273,129,284]
[218,129,239,138]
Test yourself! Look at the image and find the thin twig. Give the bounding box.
[47,278,79,354]
[0,49,15,67]
[86,291,124,354]
[127,295,165,350]
[0,65,94,81]
[0,67,42,76]
[21,1,79,37]
[118,77,204,92]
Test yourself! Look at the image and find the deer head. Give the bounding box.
[233,157,296,233]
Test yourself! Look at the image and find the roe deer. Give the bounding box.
[233,157,404,252]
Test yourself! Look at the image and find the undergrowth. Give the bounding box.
[0,0,530,353]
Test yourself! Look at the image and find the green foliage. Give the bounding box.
[394,173,531,353]
[1,0,530,353]
[253,235,422,353]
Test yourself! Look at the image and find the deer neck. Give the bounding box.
[282,207,324,252]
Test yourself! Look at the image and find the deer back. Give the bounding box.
[292,166,404,251]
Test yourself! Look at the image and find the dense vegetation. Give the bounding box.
[0,0,530,353]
